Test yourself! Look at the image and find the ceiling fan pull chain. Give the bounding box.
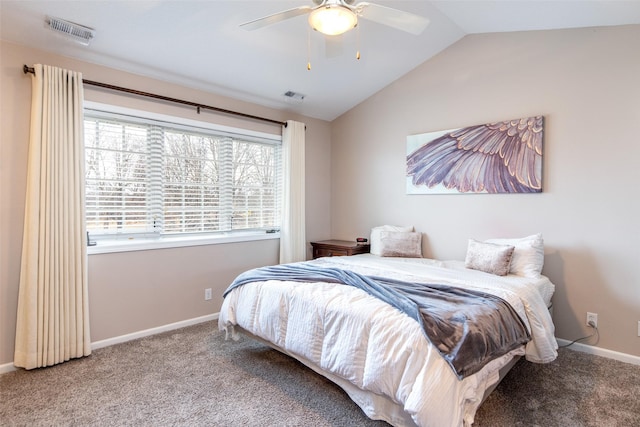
[356,23,361,60]
[307,25,312,70]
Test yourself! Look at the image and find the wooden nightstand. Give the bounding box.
[311,240,370,259]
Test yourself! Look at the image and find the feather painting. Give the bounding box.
[406,116,543,194]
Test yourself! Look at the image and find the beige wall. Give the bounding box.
[0,41,332,365]
[2,25,639,366]
[331,25,640,357]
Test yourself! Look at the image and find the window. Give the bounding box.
[84,105,281,249]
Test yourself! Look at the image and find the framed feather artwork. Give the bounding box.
[406,116,543,194]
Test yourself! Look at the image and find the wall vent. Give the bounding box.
[47,16,95,45]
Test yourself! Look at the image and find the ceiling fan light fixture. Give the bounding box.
[308,5,357,36]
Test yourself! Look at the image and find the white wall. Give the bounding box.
[330,25,640,357]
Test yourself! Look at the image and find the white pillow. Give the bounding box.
[379,231,422,258]
[464,240,515,276]
[485,233,544,278]
[370,225,414,256]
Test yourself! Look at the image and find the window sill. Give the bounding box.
[87,231,280,255]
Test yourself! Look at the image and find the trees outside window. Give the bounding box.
[84,111,281,241]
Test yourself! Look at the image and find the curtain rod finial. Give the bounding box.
[23,65,35,75]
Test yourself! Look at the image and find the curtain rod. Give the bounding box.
[23,65,286,127]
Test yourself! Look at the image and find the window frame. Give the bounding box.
[84,101,282,255]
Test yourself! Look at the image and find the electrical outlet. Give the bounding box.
[637,321,640,337]
[586,312,598,328]
[204,288,212,301]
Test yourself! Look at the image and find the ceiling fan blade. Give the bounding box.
[240,6,313,31]
[356,2,429,35]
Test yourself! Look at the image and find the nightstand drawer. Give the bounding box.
[313,247,350,258]
[311,240,370,259]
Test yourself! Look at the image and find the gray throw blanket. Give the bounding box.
[224,263,530,379]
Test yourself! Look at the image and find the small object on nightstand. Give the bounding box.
[311,240,370,259]
[356,237,368,244]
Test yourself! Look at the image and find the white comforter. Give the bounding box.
[218,255,558,427]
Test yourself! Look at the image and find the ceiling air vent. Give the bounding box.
[283,91,305,103]
[46,16,95,46]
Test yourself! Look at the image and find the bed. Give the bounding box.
[218,235,557,427]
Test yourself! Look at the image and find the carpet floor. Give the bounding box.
[1,321,638,426]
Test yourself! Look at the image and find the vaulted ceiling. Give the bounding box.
[2,1,639,121]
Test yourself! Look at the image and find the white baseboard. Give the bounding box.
[91,313,219,350]
[556,338,640,365]
[0,362,17,374]
[0,313,219,375]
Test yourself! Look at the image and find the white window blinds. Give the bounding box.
[84,109,281,240]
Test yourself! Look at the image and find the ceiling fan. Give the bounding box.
[240,0,430,36]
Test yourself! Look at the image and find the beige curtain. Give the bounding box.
[14,64,91,369]
[279,120,306,264]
